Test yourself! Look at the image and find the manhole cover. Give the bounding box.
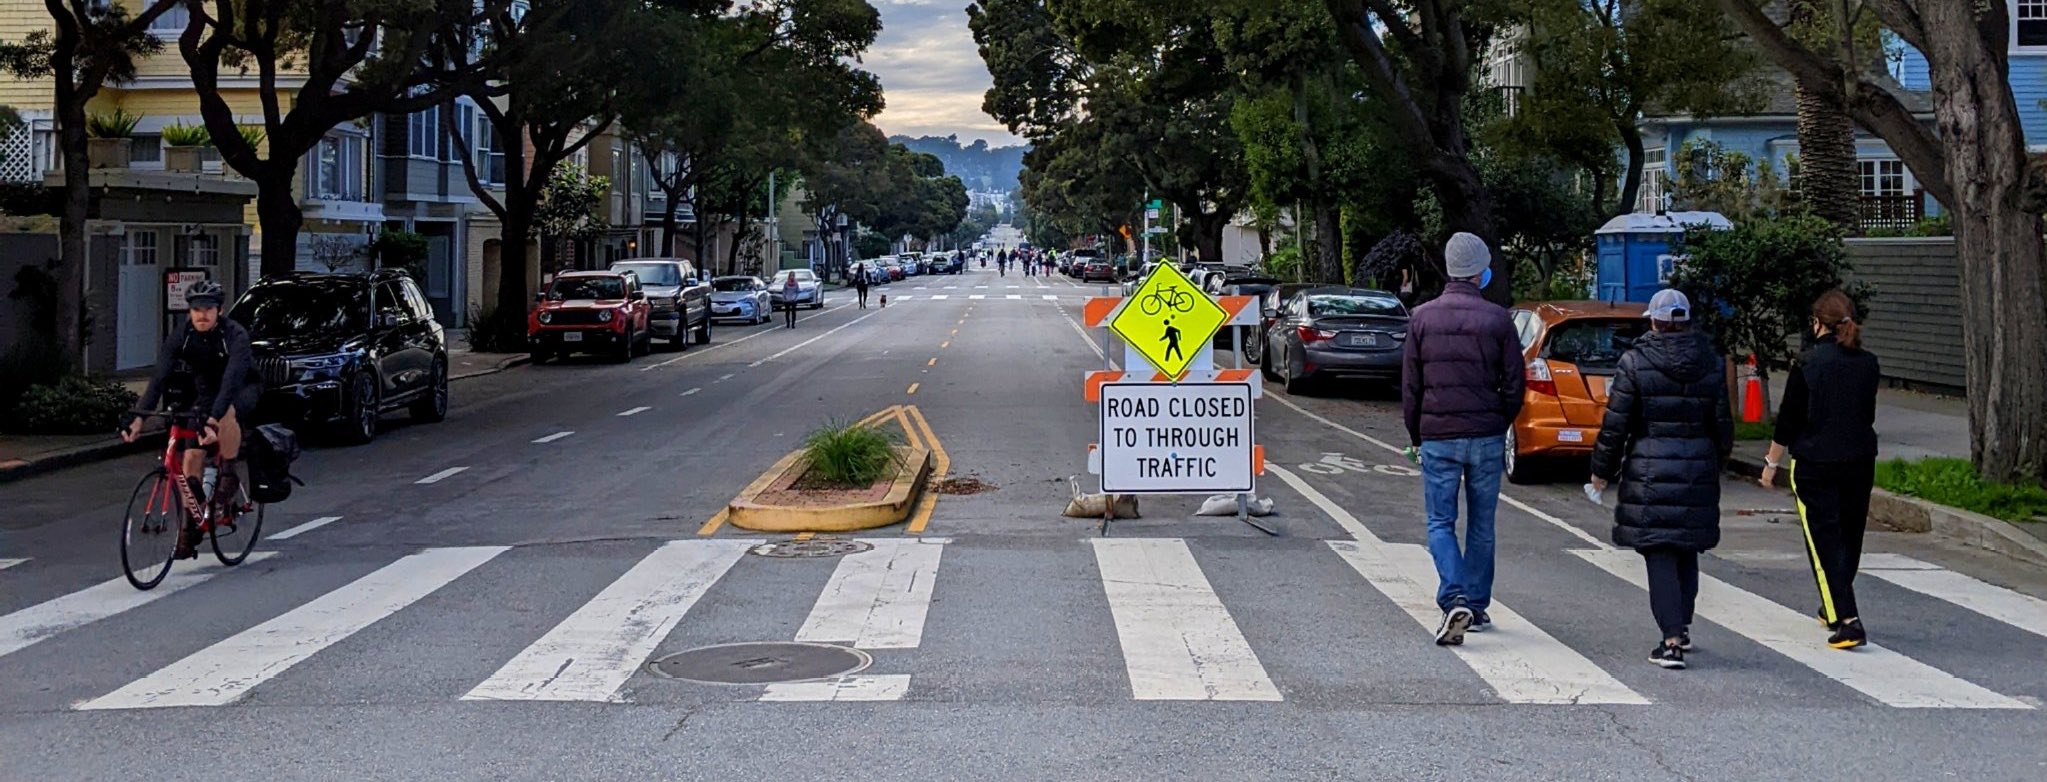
[749,539,873,558]
[647,642,871,685]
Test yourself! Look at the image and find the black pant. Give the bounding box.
[856,287,869,308]
[1641,547,1699,639]
[1793,458,1875,623]
[784,302,797,328]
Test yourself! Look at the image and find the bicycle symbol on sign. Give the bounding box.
[1139,287,1197,317]
[1296,452,1420,477]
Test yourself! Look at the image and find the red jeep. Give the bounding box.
[528,270,652,363]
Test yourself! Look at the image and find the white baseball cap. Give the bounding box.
[1647,288,1690,322]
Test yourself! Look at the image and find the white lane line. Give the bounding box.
[894,295,914,300]
[1060,305,1106,361]
[929,295,950,300]
[968,295,986,300]
[796,539,947,649]
[680,388,701,397]
[974,286,988,289]
[1005,294,1022,300]
[465,539,757,702]
[1006,285,1020,289]
[268,515,343,541]
[639,302,850,371]
[1273,465,1645,705]
[762,674,910,702]
[748,308,887,368]
[1042,295,1059,301]
[617,406,651,417]
[0,558,25,571]
[0,553,276,660]
[414,467,469,485]
[531,431,575,444]
[79,547,503,710]
[1573,548,2029,709]
[1090,538,1282,701]
[913,286,928,290]
[719,374,735,382]
[1863,554,2047,640]
[1264,393,1611,550]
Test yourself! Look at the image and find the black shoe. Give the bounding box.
[1468,612,1492,633]
[1828,619,1867,650]
[1650,641,1687,669]
[1817,607,1840,631]
[1677,630,1693,652]
[1435,605,1474,646]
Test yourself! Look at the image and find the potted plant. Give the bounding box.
[85,108,140,169]
[160,122,210,172]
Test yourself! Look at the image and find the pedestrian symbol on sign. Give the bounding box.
[1162,319,1183,363]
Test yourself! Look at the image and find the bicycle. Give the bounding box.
[120,409,264,590]
[1139,287,1196,317]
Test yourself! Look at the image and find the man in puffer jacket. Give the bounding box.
[1589,289,1733,670]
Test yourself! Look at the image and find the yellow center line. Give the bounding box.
[940,341,951,349]
[907,382,920,395]
[950,329,958,336]
[696,508,730,537]
[794,531,816,541]
[904,405,950,535]
[927,357,937,366]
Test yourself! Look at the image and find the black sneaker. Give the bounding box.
[1650,641,1686,669]
[1828,619,1867,650]
[1677,630,1693,652]
[1435,605,1474,646]
[1817,608,1840,631]
[1468,612,1492,633]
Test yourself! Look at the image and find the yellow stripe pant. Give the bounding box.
[1791,458,1876,625]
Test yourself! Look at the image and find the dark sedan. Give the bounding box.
[1234,280,1316,360]
[1260,287,1409,394]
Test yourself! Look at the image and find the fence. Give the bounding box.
[1857,191,1926,233]
[1842,236,1963,394]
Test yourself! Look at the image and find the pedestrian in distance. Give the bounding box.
[1761,288,1880,650]
[1588,289,1733,670]
[781,271,800,329]
[1400,231,1524,647]
[853,263,870,310]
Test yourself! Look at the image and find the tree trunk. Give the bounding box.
[495,203,534,319]
[1787,0,1859,232]
[53,90,89,373]
[1428,156,1507,302]
[1188,210,1226,265]
[659,196,681,258]
[254,168,305,276]
[1615,124,1647,218]
[1293,81,1343,283]
[1311,202,1342,283]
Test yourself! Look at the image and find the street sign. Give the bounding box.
[1145,208,1159,220]
[1099,382,1254,494]
[1108,263,1228,378]
[1147,199,1164,210]
[1145,226,1168,234]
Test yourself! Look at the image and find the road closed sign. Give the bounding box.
[1099,382,1254,494]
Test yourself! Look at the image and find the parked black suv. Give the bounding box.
[230,270,450,445]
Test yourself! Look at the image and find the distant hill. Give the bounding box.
[889,134,1027,194]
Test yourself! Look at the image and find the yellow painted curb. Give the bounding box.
[726,446,934,533]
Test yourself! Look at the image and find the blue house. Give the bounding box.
[1635,4,2047,227]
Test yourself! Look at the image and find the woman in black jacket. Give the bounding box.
[1590,289,1734,669]
[1759,289,1880,650]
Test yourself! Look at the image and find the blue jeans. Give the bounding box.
[1420,436,1504,615]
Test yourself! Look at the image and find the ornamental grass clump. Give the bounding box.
[802,421,900,488]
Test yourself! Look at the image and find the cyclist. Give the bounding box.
[121,280,261,557]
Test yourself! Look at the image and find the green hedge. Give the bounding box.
[1874,458,2047,523]
[7,375,137,435]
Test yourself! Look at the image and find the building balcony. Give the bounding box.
[1859,191,1926,232]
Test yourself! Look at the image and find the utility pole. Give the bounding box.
[1140,191,1152,267]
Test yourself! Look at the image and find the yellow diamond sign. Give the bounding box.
[1109,263,1228,378]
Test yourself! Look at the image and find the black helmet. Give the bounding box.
[185,279,225,308]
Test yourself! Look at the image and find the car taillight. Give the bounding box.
[1527,358,1558,396]
[1297,326,1336,344]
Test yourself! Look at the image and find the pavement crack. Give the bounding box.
[1599,707,1695,782]
[660,709,697,742]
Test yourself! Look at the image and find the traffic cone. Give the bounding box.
[1742,353,1764,423]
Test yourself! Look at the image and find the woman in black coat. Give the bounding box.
[1589,289,1734,670]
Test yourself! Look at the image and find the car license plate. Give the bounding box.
[562,332,583,343]
[1558,430,1584,443]
[1346,333,1377,347]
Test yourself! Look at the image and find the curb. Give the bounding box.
[450,353,532,382]
[727,446,934,533]
[1729,452,2047,567]
[0,430,165,484]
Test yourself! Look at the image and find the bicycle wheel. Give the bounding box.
[1168,290,1195,312]
[210,488,263,566]
[1140,292,1165,316]
[121,470,181,590]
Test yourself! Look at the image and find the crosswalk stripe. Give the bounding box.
[0,553,276,660]
[1572,548,2030,709]
[796,539,946,649]
[0,558,25,571]
[78,547,501,710]
[762,674,911,702]
[929,295,949,300]
[464,539,756,703]
[1329,541,1649,705]
[1042,295,1059,301]
[268,515,342,541]
[1091,538,1281,701]
[1863,554,2047,641]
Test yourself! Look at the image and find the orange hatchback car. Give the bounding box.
[1505,301,1650,483]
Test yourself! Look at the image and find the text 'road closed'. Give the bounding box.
[1099,382,1255,494]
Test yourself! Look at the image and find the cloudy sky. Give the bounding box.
[864,1,1022,147]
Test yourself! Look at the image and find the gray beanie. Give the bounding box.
[1444,232,1491,279]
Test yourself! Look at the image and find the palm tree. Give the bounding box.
[1788,0,1860,231]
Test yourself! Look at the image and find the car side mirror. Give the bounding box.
[378,313,400,329]
[1262,306,1277,318]
[534,292,546,303]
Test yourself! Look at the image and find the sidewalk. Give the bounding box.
[0,335,529,483]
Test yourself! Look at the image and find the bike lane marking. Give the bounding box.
[0,553,277,660]
[414,466,469,485]
[78,546,506,710]
[617,406,651,417]
[268,515,343,541]
[0,558,24,571]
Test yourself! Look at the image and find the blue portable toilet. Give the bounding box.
[1593,211,1732,303]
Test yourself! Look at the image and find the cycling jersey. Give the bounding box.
[137,318,261,421]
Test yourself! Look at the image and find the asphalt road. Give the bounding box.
[3,265,2044,781]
